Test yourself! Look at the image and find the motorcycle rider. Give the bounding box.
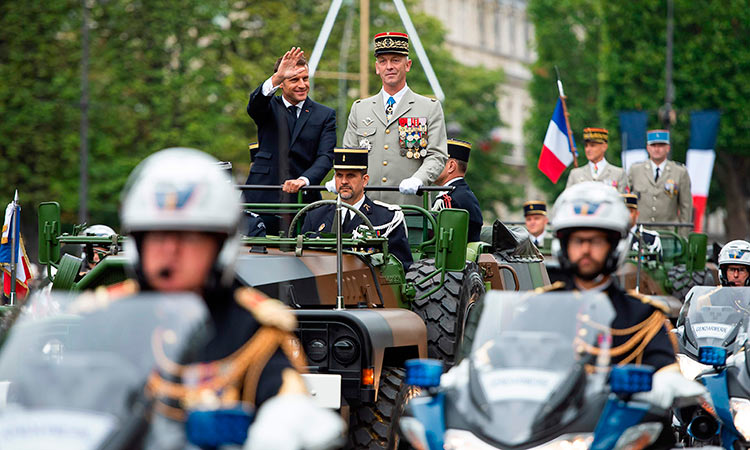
[549,182,675,369]
[546,182,711,410]
[118,147,342,449]
[718,240,750,286]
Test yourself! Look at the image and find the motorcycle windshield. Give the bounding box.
[467,291,614,446]
[681,286,750,358]
[0,291,209,450]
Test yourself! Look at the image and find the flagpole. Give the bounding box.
[555,67,578,168]
[9,190,18,306]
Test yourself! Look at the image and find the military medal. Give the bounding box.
[664,179,677,197]
[406,151,413,159]
[358,138,372,151]
[420,149,427,157]
[414,151,420,159]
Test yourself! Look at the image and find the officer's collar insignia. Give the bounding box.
[363,203,371,212]
[363,117,373,126]
[319,223,326,231]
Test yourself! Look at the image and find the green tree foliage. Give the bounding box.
[525,0,601,201]
[0,0,511,246]
[527,0,750,237]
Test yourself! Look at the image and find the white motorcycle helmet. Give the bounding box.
[551,182,630,278]
[120,147,241,287]
[81,224,117,264]
[718,240,750,286]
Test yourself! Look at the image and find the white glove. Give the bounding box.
[324,179,337,193]
[399,177,423,195]
[632,367,709,410]
[244,394,345,450]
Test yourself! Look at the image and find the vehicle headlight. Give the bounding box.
[614,422,662,449]
[444,429,593,450]
[730,398,750,441]
[677,353,710,380]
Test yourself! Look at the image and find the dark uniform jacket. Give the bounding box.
[555,275,676,370]
[245,83,336,205]
[301,195,413,270]
[432,178,483,242]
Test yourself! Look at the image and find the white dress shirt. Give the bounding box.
[380,83,409,112]
[588,158,609,179]
[650,160,667,181]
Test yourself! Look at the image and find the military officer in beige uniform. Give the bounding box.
[565,127,628,193]
[341,31,448,206]
[627,129,692,235]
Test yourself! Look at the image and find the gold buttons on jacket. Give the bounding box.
[384,144,389,150]
[382,177,387,182]
[385,128,390,134]
[383,161,388,166]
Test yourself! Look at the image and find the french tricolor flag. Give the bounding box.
[686,110,720,233]
[537,98,576,184]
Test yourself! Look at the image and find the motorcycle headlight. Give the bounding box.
[730,398,750,441]
[531,433,593,450]
[677,353,710,380]
[443,429,593,450]
[614,422,662,449]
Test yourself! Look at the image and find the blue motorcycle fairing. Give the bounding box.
[407,393,446,450]
[702,371,741,450]
[590,396,649,450]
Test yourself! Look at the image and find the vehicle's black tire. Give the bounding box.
[406,259,486,368]
[347,367,419,450]
[668,264,716,301]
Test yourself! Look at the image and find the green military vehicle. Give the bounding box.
[34,187,548,449]
[616,230,717,302]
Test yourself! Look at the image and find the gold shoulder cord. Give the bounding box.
[577,310,668,366]
[147,326,307,421]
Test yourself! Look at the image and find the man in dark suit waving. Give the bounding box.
[302,148,413,271]
[246,47,336,233]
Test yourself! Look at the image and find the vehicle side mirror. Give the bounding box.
[434,209,468,272]
[38,202,61,265]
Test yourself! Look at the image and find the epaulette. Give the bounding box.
[534,280,566,293]
[235,287,297,332]
[626,290,670,314]
[373,199,401,211]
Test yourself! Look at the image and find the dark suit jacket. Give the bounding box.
[434,179,483,242]
[300,196,413,270]
[245,83,336,204]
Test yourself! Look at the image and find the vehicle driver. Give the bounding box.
[302,147,413,271]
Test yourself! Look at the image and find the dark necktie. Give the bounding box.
[534,238,539,247]
[287,105,297,133]
[342,211,352,232]
[654,167,660,182]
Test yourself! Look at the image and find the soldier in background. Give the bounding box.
[341,32,448,206]
[524,200,552,252]
[566,127,628,193]
[431,139,483,242]
[628,130,692,235]
[622,193,662,258]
